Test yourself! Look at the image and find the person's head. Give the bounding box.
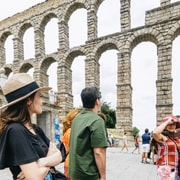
[81,86,101,110]
[0,73,51,127]
[62,108,80,134]
[161,115,178,133]
[145,128,149,133]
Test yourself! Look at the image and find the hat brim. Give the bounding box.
[0,87,51,110]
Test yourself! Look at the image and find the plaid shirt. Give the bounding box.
[157,138,180,168]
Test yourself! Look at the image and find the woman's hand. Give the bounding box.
[167,117,178,125]
[37,141,62,168]
[17,171,25,180]
[46,142,59,156]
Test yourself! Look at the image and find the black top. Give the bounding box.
[0,122,49,179]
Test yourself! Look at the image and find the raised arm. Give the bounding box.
[153,117,177,143]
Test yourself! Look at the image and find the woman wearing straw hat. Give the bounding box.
[153,115,180,180]
[0,73,62,180]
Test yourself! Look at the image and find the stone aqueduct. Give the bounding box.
[0,0,180,138]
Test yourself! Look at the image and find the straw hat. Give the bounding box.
[0,73,51,109]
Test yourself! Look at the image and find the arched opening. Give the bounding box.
[5,35,13,64]
[99,50,118,109]
[23,27,35,59]
[44,18,59,54]
[71,56,85,107]
[97,0,120,37]
[172,36,180,115]
[69,9,87,48]
[132,42,157,134]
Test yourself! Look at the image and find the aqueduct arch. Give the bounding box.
[0,0,180,138]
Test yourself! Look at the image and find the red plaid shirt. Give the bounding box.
[157,138,180,168]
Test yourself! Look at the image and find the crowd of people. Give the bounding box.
[130,115,180,180]
[1,73,180,180]
[118,118,180,180]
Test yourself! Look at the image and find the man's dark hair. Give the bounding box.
[145,128,149,133]
[81,86,101,108]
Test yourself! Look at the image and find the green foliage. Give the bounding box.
[101,102,116,128]
[132,126,140,139]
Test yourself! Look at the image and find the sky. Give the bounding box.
[0,0,180,135]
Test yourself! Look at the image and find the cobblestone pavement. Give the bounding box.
[0,147,157,180]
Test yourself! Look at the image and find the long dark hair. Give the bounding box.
[162,130,178,139]
[0,92,36,134]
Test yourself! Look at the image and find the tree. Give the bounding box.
[132,126,140,139]
[101,102,116,128]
